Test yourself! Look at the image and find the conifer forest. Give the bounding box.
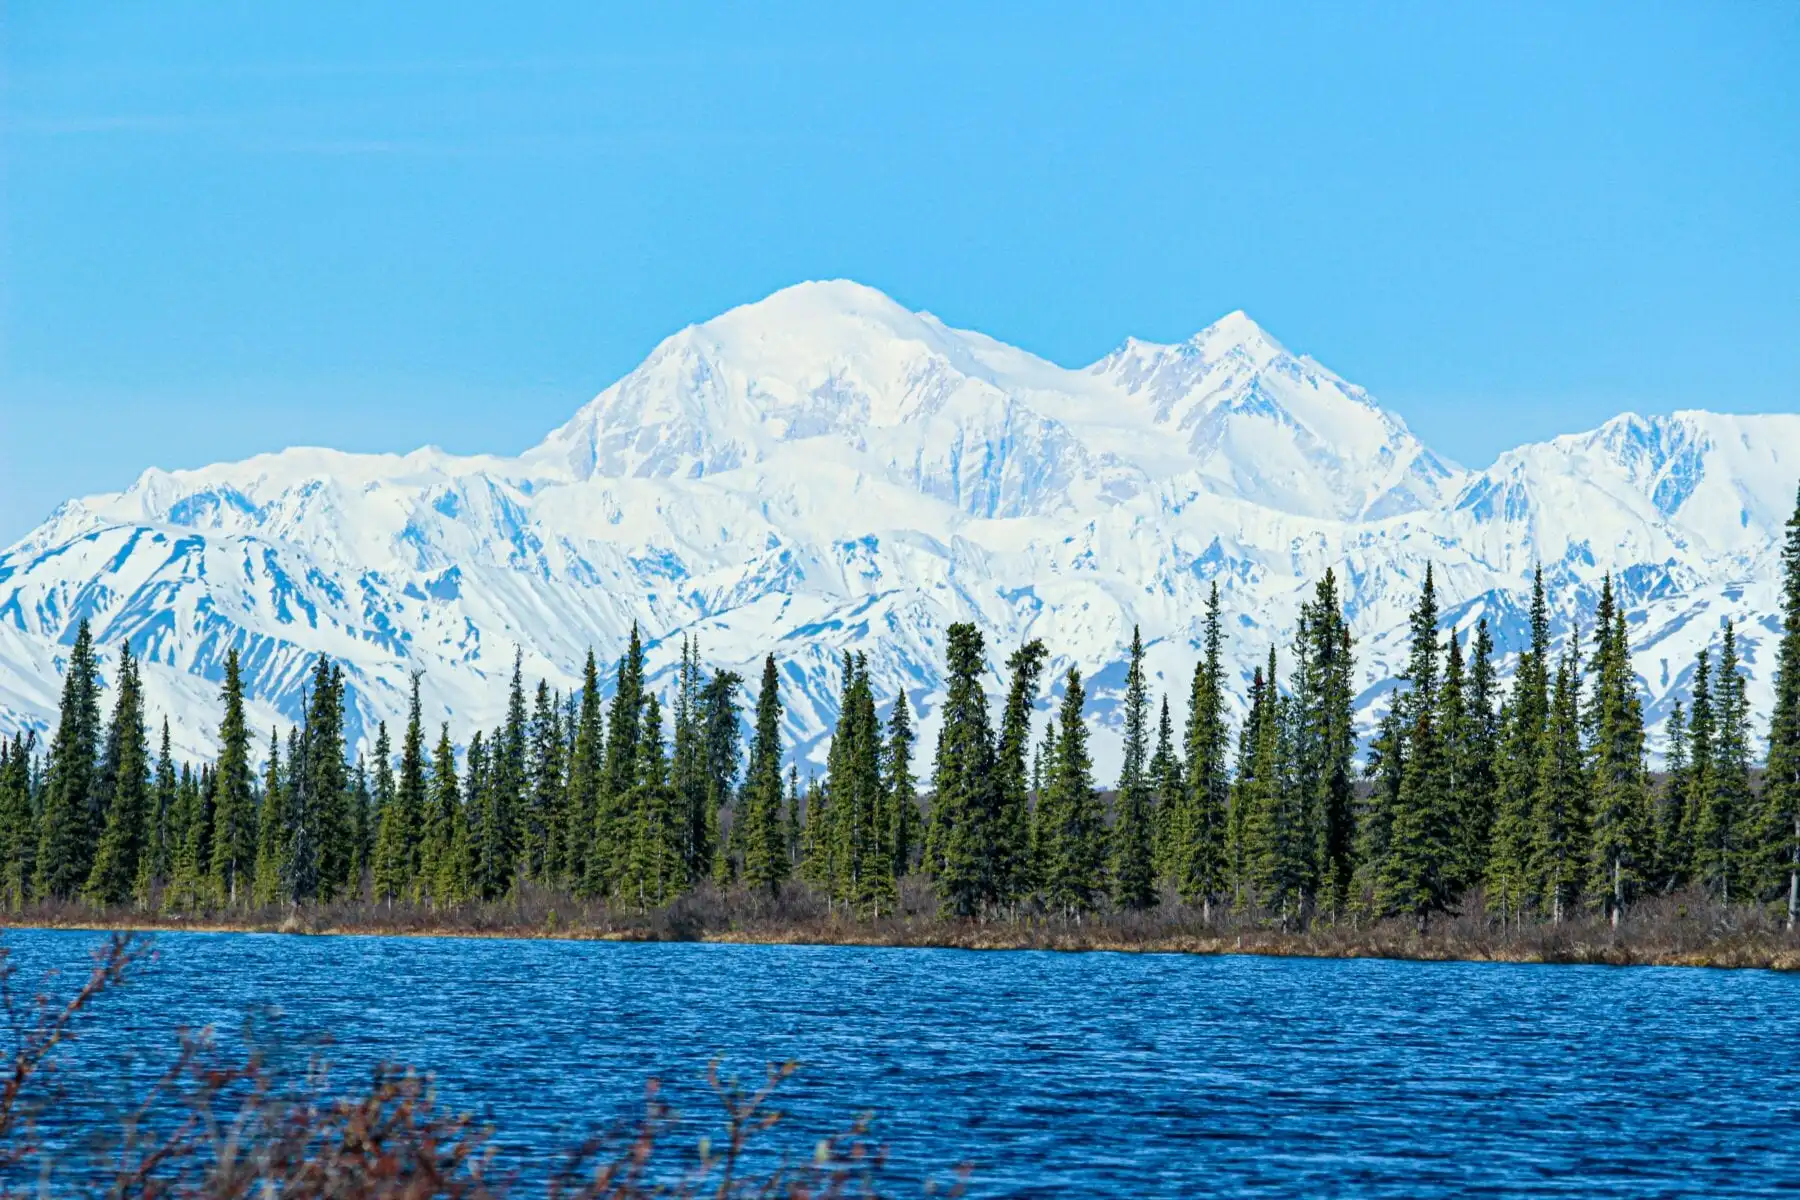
[5,488,1799,942]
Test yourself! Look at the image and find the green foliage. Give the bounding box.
[929,624,1000,918]
[740,655,788,892]
[36,620,102,900]
[84,642,151,907]
[1697,622,1753,902]
[1173,584,1230,910]
[994,640,1047,906]
[1039,668,1105,916]
[1758,486,1800,916]
[1111,628,1157,911]
[1485,567,1551,923]
[1531,644,1590,923]
[205,650,257,906]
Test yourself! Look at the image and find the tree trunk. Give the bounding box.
[1612,857,1622,930]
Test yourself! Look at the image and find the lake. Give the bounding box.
[4,929,1796,1197]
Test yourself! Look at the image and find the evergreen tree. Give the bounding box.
[251,730,288,907]
[624,694,684,907]
[670,639,711,886]
[994,640,1047,906]
[1532,644,1590,923]
[1289,571,1357,916]
[36,619,102,900]
[930,624,1000,918]
[1040,668,1105,916]
[1377,567,1454,925]
[479,652,529,899]
[1175,585,1230,914]
[1112,627,1157,911]
[1760,485,1800,925]
[0,735,37,907]
[207,648,257,905]
[1698,622,1753,903]
[1655,701,1692,891]
[588,631,644,898]
[85,642,151,906]
[1587,590,1651,923]
[1245,650,1308,920]
[1148,696,1183,886]
[1486,567,1551,924]
[698,668,742,886]
[139,719,178,901]
[370,711,413,904]
[565,651,605,890]
[1456,620,1500,894]
[524,680,565,883]
[289,654,347,903]
[418,724,463,903]
[741,655,787,891]
[884,690,918,879]
[1227,664,1266,910]
[1684,649,1717,890]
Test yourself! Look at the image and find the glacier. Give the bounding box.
[1,279,1795,773]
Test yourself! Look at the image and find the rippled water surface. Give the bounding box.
[6,929,1798,1196]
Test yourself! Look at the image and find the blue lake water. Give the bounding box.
[4,928,1797,1197]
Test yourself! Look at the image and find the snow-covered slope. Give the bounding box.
[1,281,1794,769]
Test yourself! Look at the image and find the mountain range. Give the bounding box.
[3,280,1795,772]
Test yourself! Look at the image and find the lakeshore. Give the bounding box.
[11,887,1798,970]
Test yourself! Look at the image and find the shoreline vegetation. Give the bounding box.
[9,882,1799,970]
[3,490,1798,975]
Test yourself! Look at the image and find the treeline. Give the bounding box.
[3,490,1798,931]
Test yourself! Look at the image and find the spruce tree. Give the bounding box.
[1486,567,1551,924]
[1761,484,1800,925]
[1289,571,1357,916]
[698,668,742,886]
[480,652,529,899]
[251,729,287,907]
[588,630,644,898]
[1040,667,1105,916]
[289,654,347,903]
[1245,650,1308,920]
[36,619,102,900]
[1377,568,1454,926]
[524,680,565,884]
[884,690,918,879]
[1587,594,1651,924]
[740,655,787,891]
[1112,627,1157,911]
[1458,619,1500,893]
[1684,649,1717,890]
[1698,622,1752,903]
[1175,585,1230,914]
[418,724,459,902]
[1228,664,1266,911]
[670,639,711,886]
[565,651,605,891]
[625,694,684,907]
[930,623,1000,918]
[0,734,37,907]
[207,648,257,906]
[85,642,151,906]
[1655,702,1692,891]
[1148,696,1183,886]
[994,640,1047,907]
[139,719,177,901]
[1532,645,1590,923]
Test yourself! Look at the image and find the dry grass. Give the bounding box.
[7,880,1798,969]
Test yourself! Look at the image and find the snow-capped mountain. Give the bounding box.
[1,280,1794,771]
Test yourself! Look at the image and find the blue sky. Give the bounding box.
[3,2,1796,543]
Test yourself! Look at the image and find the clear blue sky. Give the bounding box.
[3,3,1796,543]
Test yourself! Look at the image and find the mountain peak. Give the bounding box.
[1188,309,1287,363]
